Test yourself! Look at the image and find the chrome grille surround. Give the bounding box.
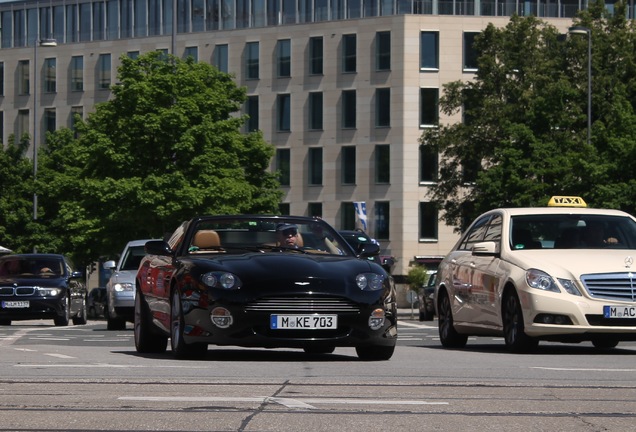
[245,296,360,313]
[0,286,36,296]
[581,272,636,302]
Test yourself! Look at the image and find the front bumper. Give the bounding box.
[0,297,66,321]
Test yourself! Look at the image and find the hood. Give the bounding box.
[504,249,635,280]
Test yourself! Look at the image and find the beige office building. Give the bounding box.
[0,0,581,285]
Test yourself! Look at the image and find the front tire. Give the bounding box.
[304,346,335,355]
[438,291,467,348]
[72,296,88,325]
[170,290,207,359]
[134,290,167,354]
[502,290,538,353]
[355,345,395,361]
[54,296,70,326]
[591,338,619,350]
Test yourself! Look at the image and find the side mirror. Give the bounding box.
[103,260,116,270]
[359,242,380,257]
[69,270,84,279]
[472,241,499,256]
[145,240,173,256]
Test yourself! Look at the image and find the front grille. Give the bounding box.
[0,286,36,296]
[581,272,636,302]
[586,315,636,327]
[244,296,360,313]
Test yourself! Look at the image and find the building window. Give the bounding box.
[420,88,439,126]
[375,201,390,240]
[341,146,356,185]
[375,88,390,127]
[419,202,438,240]
[17,109,29,140]
[214,44,229,73]
[18,60,29,95]
[184,46,198,61]
[279,202,290,215]
[376,31,390,71]
[276,148,290,186]
[277,94,291,131]
[420,31,439,69]
[308,147,323,185]
[375,144,390,184]
[246,95,259,132]
[419,144,438,183]
[98,54,111,90]
[277,39,291,77]
[44,108,56,136]
[44,58,56,93]
[342,90,356,129]
[0,62,4,96]
[246,41,259,79]
[127,51,140,59]
[308,92,323,130]
[309,36,323,75]
[71,56,84,91]
[341,202,356,230]
[308,202,322,217]
[0,111,3,144]
[343,34,356,73]
[464,32,480,70]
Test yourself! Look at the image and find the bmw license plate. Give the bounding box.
[603,306,636,318]
[1,301,30,309]
[270,314,337,330]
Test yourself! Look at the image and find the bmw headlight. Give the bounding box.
[525,269,560,293]
[114,283,133,292]
[201,272,242,290]
[356,273,385,291]
[36,287,62,297]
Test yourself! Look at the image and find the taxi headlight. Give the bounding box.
[201,272,241,290]
[356,273,385,291]
[557,278,582,296]
[114,283,133,292]
[526,269,560,293]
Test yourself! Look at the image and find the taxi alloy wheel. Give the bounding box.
[502,291,538,353]
[438,292,467,348]
[170,290,207,359]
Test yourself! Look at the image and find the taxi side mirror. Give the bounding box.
[472,241,499,256]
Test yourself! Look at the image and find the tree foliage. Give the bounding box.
[421,3,636,231]
[29,52,281,265]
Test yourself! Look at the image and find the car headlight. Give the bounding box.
[356,273,385,291]
[201,272,242,290]
[525,269,560,293]
[36,287,62,297]
[114,283,133,292]
[557,278,582,296]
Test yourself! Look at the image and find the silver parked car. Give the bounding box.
[103,239,155,330]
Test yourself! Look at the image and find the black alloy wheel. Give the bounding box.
[438,292,468,348]
[502,290,539,353]
[134,291,167,354]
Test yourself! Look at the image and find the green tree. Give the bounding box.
[421,4,636,232]
[37,52,281,265]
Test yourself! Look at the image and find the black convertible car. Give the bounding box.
[135,215,398,360]
[0,254,88,326]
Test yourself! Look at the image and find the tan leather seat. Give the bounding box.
[192,230,221,249]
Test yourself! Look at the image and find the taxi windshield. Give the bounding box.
[510,215,636,250]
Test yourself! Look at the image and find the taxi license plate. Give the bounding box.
[603,306,636,318]
[1,301,30,309]
[270,314,337,330]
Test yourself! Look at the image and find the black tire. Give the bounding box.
[170,289,207,359]
[438,291,468,348]
[0,319,11,325]
[355,345,395,361]
[87,306,96,320]
[502,290,538,353]
[419,304,434,321]
[134,290,167,354]
[107,317,126,331]
[303,346,336,355]
[591,338,619,350]
[72,296,88,325]
[54,296,70,326]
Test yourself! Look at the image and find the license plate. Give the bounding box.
[270,314,337,330]
[603,306,636,318]
[1,301,30,309]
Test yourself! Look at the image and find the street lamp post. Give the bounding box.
[32,36,57,252]
[568,26,592,146]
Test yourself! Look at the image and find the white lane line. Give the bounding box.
[533,367,636,372]
[118,396,448,409]
[29,337,71,341]
[44,353,76,359]
[397,321,437,329]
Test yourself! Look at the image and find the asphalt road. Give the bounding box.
[1,315,636,431]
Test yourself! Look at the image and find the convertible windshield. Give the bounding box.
[187,217,351,256]
[510,214,636,250]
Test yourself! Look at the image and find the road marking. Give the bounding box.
[118,396,448,409]
[533,367,636,372]
[30,337,71,341]
[44,353,76,359]
[398,321,437,329]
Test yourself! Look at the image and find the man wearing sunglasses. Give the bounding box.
[276,223,301,248]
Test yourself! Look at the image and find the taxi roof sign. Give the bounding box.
[547,196,587,207]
